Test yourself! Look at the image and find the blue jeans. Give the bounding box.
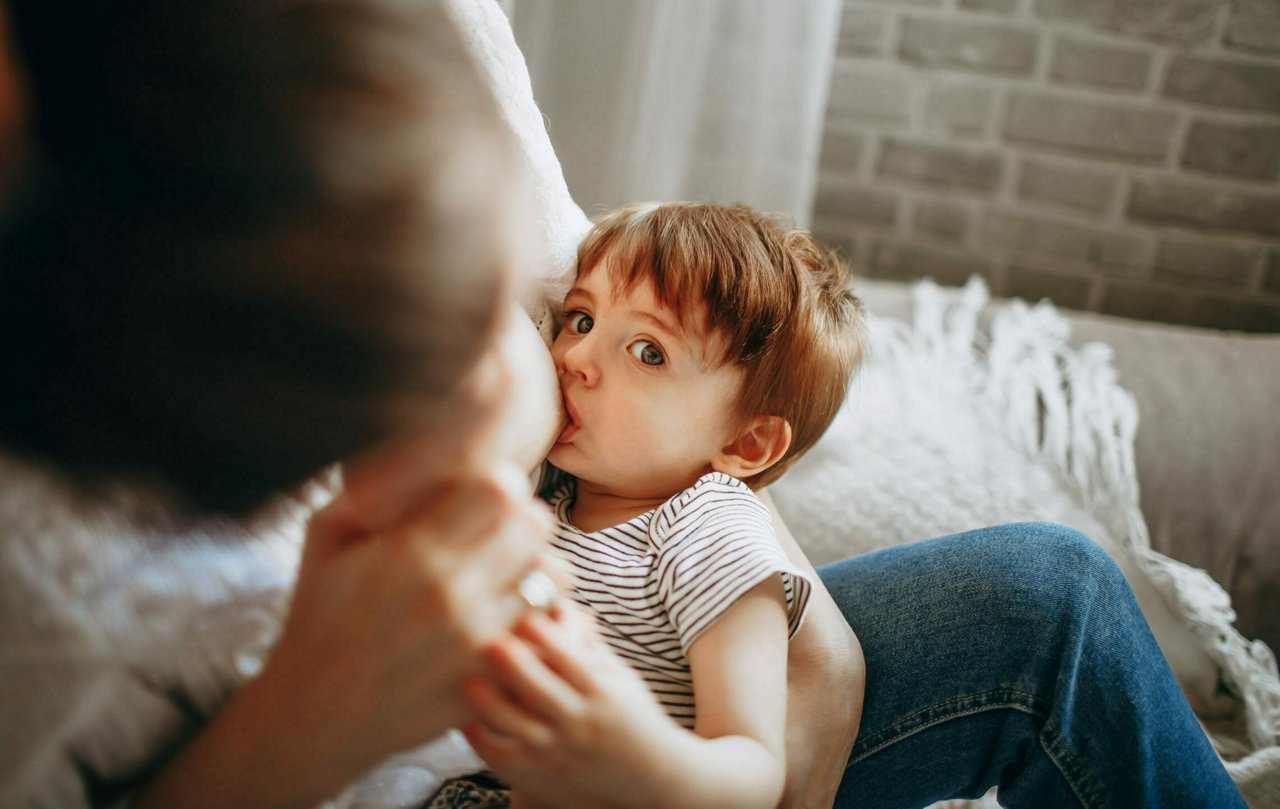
[819,523,1245,808]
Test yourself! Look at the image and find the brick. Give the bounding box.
[960,0,1019,13]
[813,227,859,268]
[1003,91,1176,164]
[1163,55,1280,114]
[877,138,1005,194]
[899,17,1038,76]
[838,6,889,56]
[1266,250,1280,293]
[819,129,866,175]
[870,240,992,286]
[1006,262,1095,309]
[1153,237,1264,288]
[983,210,1146,269]
[826,63,913,127]
[914,200,970,243]
[1225,0,1280,55]
[814,181,900,227]
[1181,120,1280,181]
[1128,177,1280,237]
[1101,280,1280,332]
[1016,158,1119,214]
[1034,0,1218,46]
[925,82,996,138]
[1049,35,1153,91]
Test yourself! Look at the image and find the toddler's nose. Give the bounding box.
[559,335,600,387]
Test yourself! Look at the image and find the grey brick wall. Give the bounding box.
[814,0,1280,332]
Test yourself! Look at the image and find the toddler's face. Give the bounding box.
[548,267,745,499]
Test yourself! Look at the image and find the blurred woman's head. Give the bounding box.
[0,0,537,516]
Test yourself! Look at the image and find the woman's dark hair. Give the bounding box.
[0,0,523,516]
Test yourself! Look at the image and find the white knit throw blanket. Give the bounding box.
[771,278,1280,807]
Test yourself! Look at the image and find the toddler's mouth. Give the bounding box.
[557,394,582,443]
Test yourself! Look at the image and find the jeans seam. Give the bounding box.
[848,687,1047,767]
[1039,720,1104,809]
[849,688,1106,809]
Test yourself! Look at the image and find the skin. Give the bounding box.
[467,582,791,809]
[130,201,571,806]
[3,3,861,800]
[547,268,789,531]
[463,265,852,808]
[134,279,861,808]
[132,333,566,808]
[491,300,567,474]
[763,487,865,809]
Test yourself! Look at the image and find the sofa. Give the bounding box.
[6,3,1275,807]
[447,1,1280,803]
[767,276,1280,807]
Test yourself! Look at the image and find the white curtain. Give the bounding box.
[506,0,842,227]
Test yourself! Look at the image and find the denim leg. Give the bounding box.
[818,522,1245,809]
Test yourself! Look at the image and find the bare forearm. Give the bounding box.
[787,569,864,752]
[636,728,785,809]
[760,487,863,749]
[784,595,864,806]
[759,488,865,808]
[133,667,369,809]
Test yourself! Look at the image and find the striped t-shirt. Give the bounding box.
[546,471,812,729]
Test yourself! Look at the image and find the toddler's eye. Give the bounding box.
[566,312,593,334]
[629,340,665,366]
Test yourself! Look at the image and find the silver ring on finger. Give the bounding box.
[517,568,557,612]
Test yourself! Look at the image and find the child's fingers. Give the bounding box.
[461,674,554,750]
[485,633,586,725]
[463,720,524,768]
[514,608,601,694]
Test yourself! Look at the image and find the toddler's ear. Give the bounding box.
[714,416,792,480]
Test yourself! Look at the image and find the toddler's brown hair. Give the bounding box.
[576,202,865,487]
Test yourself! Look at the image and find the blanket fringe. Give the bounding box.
[907,279,1280,755]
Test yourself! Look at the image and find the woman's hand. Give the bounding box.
[135,460,561,809]
[270,464,560,768]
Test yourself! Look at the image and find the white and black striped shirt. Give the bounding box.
[547,472,812,729]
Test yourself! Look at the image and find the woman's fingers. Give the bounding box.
[404,463,542,551]
[367,465,556,641]
[281,456,565,754]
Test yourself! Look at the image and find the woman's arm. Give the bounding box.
[134,450,559,807]
[758,487,865,809]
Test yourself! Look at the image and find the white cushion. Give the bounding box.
[769,277,1280,800]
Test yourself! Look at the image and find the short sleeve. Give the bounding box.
[651,473,812,652]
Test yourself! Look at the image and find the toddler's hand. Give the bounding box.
[462,602,679,809]
[255,464,561,789]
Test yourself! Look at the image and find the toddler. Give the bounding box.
[459,202,865,808]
